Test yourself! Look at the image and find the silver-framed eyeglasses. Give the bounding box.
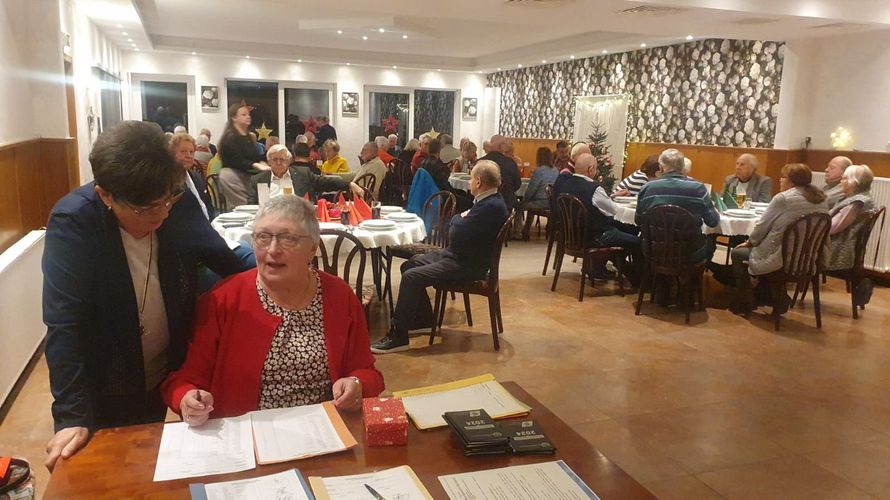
[252,231,312,250]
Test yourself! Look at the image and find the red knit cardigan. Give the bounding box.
[161,269,384,417]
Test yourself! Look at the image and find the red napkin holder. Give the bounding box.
[362,397,408,447]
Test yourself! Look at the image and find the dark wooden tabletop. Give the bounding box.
[45,382,654,499]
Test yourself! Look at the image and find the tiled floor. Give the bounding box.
[3,237,890,499]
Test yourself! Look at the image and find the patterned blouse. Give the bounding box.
[257,270,333,409]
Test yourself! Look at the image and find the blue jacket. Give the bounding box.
[446,192,509,279]
[407,168,441,232]
[42,183,246,431]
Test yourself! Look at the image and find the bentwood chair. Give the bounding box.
[430,212,515,351]
[845,207,885,318]
[382,191,458,313]
[318,229,372,324]
[635,205,706,324]
[353,172,377,199]
[522,184,552,241]
[550,194,627,301]
[204,174,227,214]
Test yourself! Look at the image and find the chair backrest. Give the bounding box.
[422,190,458,248]
[639,204,702,269]
[354,172,377,195]
[204,174,227,213]
[207,154,223,176]
[545,184,553,203]
[850,206,885,272]
[317,229,367,299]
[781,212,832,279]
[389,158,412,186]
[555,194,588,253]
[487,211,516,293]
[378,166,403,206]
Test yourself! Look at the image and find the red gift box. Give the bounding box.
[362,397,408,447]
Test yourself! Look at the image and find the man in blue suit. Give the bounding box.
[372,161,509,353]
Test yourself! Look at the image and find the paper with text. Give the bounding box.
[153,414,256,482]
[309,465,433,500]
[394,375,531,429]
[439,460,600,500]
[251,402,355,464]
[190,469,314,500]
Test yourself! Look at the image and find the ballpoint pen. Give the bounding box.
[364,483,386,500]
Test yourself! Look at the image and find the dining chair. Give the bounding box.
[353,172,377,199]
[635,204,706,324]
[204,174,227,214]
[429,211,515,351]
[317,229,372,324]
[523,184,552,240]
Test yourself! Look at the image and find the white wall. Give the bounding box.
[60,0,123,183]
[779,31,890,152]
[121,51,489,167]
[0,0,67,145]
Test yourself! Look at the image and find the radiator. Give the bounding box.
[812,172,889,273]
[0,230,46,407]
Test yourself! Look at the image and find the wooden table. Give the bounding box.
[44,382,654,499]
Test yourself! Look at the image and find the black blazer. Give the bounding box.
[187,170,217,220]
[446,192,509,279]
[479,152,521,211]
[247,165,348,204]
[42,183,246,432]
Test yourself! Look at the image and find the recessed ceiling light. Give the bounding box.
[541,60,547,63]
[337,29,343,34]
[378,28,385,33]
[437,68,441,72]
[497,67,502,71]
[402,34,408,39]
[191,51,196,55]
[392,65,397,69]
[127,38,132,42]
[569,55,575,59]
[602,49,608,54]
[686,35,694,40]
[297,58,302,63]
[362,35,368,40]
[346,62,350,66]
[121,31,128,36]
[116,23,122,28]
[246,55,250,59]
[640,43,647,48]
[517,64,523,68]
[134,48,139,51]
[477,70,482,74]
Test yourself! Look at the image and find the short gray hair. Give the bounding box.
[266,144,292,161]
[683,157,692,175]
[659,148,686,173]
[737,153,759,169]
[473,160,501,188]
[843,164,874,193]
[387,133,398,141]
[363,141,379,155]
[255,196,320,245]
[173,125,187,134]
[419,133,431,144]
[374,136,389,149]
[196,134,210,148]
[295,134,308,144]
[405,138,421,150]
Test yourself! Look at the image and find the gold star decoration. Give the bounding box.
[255,122,273,140]
[426,127,440,139]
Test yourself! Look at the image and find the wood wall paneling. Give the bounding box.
[0,138,77,255]
[801,150,890,179]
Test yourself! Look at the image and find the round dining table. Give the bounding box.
[612,202,761,235]
[449,174,529,197]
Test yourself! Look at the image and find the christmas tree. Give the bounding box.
[587,122,618,192]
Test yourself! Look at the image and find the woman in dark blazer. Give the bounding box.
[42,121,246,471]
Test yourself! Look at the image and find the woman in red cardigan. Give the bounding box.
[161,196,384,426]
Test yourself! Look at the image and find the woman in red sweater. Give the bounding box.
[161,196,384,426]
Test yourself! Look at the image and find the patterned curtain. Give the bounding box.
[413,90,455,138]
[226,80,279,140]
[369,92,409,146]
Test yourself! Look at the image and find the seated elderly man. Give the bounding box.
[371,161,508,353]
[375,136,395,164]
[636,149,720,263]
[823,155,852,209]
[479,134,522,212]
[387,134,401,157]
[722,153,772,203]
[248,144,361,204]
[355,141,387,198]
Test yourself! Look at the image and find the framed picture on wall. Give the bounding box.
[201,86,220,111]
[462,97,478,120]
[341,92,359,117]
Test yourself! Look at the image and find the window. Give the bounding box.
[413,89,455,138]
[226,80,279,144]
[369,91,409,147]
[141,81,187,133]
[93,67,122,133]
[284,88,330,148]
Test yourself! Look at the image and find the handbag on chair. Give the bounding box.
[0,457,34,500]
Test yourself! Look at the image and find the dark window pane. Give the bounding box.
[413,90,454,138]
[226,80,279,144]
[141,81,186,133]
[369,92,409,147]
[284,88,330,148]
[96,69,122,132]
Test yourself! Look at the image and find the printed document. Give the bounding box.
[153,414,256,482]
[439,460,600,500]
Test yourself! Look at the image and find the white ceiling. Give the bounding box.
[83,0,890,71]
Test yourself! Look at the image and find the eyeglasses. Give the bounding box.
[252,231,312,250]
[119,187,185,217]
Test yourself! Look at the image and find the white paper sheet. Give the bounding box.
[439,460,600,500]
[153,414,256,482]
[312,465,432,500]
[399,380,530,429]
[199,469,312,500]
[251,404,346,463]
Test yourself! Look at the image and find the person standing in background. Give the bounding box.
[315,116,337,147]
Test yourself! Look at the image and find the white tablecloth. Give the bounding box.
[612,203,760,236]
[449,175,529,196]
[212,217,427,250]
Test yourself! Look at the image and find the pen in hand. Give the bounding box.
[196,389,202,405]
